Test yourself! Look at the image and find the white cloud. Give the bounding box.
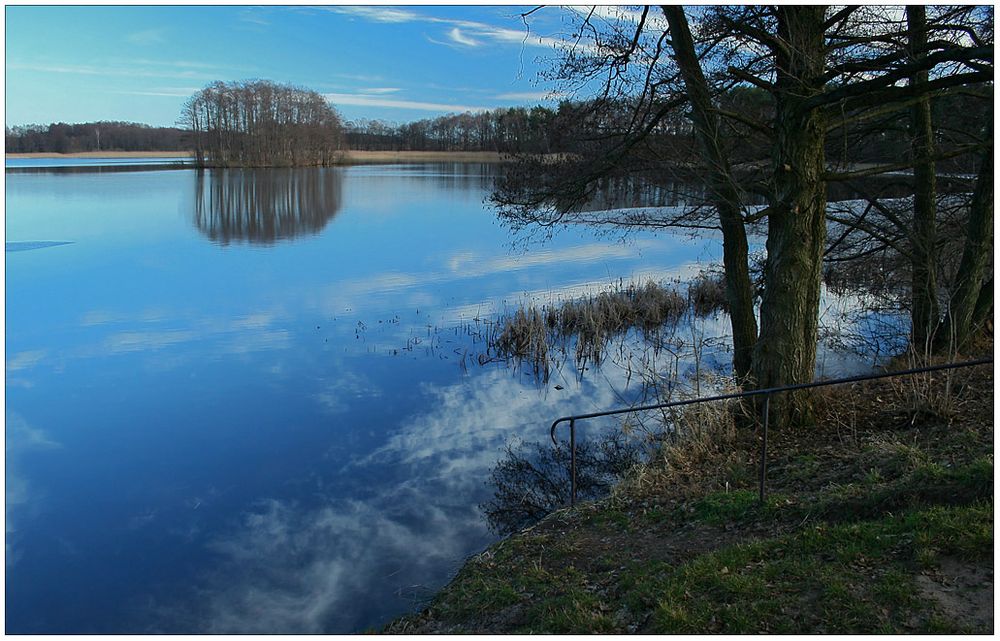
[153,364,639,632]
[6,350,47,372]
[327,6,422,24]
[112,88,199,98]
[323,92,488,113]
[103,329,200,354]
[6,413,61,566]
[357,87,401,95]
[128,58,224,70]
[447,240,658,278]
[493,90,564,101]
[238,10,270,27]
[312,371,383,415]
[68,306,292,367]
[332,72,385,83]
[195,496,481,633]
[448,27,481,47]
[324,6,567,51]
[7,61,217,81]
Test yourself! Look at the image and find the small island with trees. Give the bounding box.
[181,80,344,168]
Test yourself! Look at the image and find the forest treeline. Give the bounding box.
[343,106,568,154]
[342,88,987,173]
[5,121,188,153]
[7,85,986,176]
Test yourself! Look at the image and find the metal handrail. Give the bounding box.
[550,357,993,506]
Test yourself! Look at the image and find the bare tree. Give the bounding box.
[182,80,344,168]
[492,5,993,426]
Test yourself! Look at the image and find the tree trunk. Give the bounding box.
[662,5,758,386]
[971,277,993,335]
[752,6,828,426]
[938,138,993,351]
[907,5,940,355]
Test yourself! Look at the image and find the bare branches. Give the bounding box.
[808,45,994,112]
[824,144,986,181]
[184,80,343,167]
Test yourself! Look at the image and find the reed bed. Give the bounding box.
[687,270,729,316]
[494,280,688,373]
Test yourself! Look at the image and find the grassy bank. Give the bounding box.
[386,358,994,634]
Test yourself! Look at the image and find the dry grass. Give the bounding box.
[338,150,513,164]
[494,307,550,379]
[618,386,753,501]
[494,280,687,374]
[687,270,729,316]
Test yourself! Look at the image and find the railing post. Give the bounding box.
[548,359,991,512]
[569,418,577,506]
[759,393,770,505]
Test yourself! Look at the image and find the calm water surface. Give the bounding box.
[7,161,747,633]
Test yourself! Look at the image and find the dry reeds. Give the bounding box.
[687,270,729,316]
[494,306,550,379]
[493,280,687,375]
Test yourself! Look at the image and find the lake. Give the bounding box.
[5,160,871,633]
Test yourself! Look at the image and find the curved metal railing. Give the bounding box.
[550,357,994,506]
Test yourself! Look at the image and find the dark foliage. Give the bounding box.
[5,121,189,153]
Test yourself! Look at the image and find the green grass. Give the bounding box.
[685,489,784,525]
[642,503,991,634]
[401,455,992,634]
[386,372,994,635]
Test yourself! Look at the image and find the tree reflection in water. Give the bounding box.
[193,168,343,244]
[481,431,643,536]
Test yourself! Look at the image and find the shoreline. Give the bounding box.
[6,150,514,164]
[6,150,193,159]
[385,355,994,634]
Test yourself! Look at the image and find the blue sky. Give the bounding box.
[5,5,589,127]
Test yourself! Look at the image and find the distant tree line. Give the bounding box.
[341,89,986,174]
[181,80,344,167]
[5,122,189,153]
[344,106,571,153]
[9,78,985,176]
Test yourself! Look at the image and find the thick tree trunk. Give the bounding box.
[971,277,993,334]
[907,5,940,355]
[938,140,993,351]
[662,5,758,386]
[752,6,828,426]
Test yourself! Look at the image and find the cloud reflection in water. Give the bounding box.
[168,363,643,633]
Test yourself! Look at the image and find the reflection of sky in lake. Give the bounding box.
[5,162,874,633]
